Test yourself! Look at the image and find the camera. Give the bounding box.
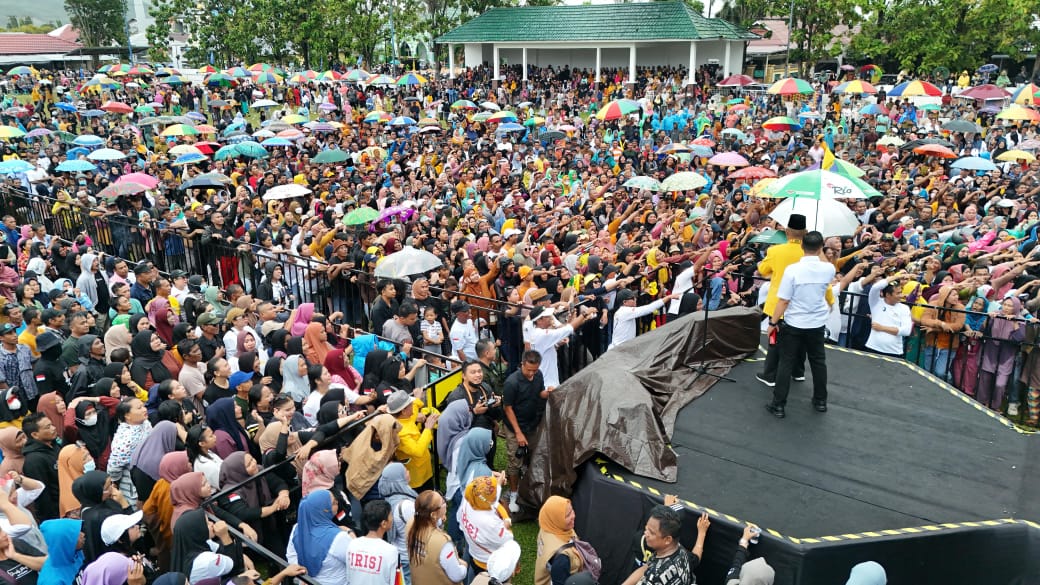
[515,445,530,459]
[484,395,500,408]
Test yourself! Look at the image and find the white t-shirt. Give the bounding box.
[287,527,352,585]
[865,278,913,355]
[302,390,325,427]
[346,536,399,585]
[450,319,479,361]
[529,324,574,387]
[457,502,513,566]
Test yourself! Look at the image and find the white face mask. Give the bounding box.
[6,398,20,412]
[82,414,98,427]
[83,459,96,472]
[436,517,444,529]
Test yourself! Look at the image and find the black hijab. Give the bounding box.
[170,509,213,577]
[264,357,283,393]
[317,401,341,425]
[361,349,390,390]
[74,470,124,563]
[74,400,112,460]
[286,336,304,357]
[267,329,289,355]
[130,330,171,387]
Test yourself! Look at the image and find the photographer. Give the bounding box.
[443,361,504,464]
[502,350,548,513]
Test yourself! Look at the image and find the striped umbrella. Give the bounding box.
[155,67,181,76]
[301,70,318,79]
[834,80,877,94]
[766,77,814,95]
[6,66,37,77]
[887,80,942,97]
[160,124,200,137]
[388,116,417,126]
[226,67,251,78]
[344,69,370,82]
[288,73,310,84]
[247,63,273,72]
[368,74,396,86]
[1011,84,1040,106]
[198,65,217,74]
[205,73,235,86]
[168,144,204,156]
[396,72,428,85]
[318,70,342,81]
[996,105,1040,122]
[595,99,641,121]
[164,75,188,85]
[762,116,802,132]
[364,111,392,123]
[486,111,518,123]
[128,65,153,76]
[253,72,283,84]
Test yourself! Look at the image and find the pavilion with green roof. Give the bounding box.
[435,2,757,85]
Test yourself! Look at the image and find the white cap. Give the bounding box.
[101,510,143,545]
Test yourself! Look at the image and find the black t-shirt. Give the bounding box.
[0,540,43,585]
[197,335,223,362]
[502,369,545,434]
[204,381,233,407]
[639,547,696,585]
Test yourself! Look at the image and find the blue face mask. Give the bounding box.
[83,459,96,473]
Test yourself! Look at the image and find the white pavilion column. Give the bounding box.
[522,47,528,81]
[448,44,456,79]
[628,44,637,84]
[687,41,698,84]
[595,47,601,88]
[724,41,732,76]
[493,44,500,80]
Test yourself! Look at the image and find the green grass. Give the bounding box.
[494,440,539,585]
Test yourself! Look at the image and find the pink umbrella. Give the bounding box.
[958,84,1011,101]
[370,205,416,231]
[708,152,750,167]
[117,172,160,189]
[717,74,756,87]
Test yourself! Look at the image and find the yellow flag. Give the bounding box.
[821,140,835,171]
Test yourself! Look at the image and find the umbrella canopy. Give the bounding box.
[396,72,427,85]
[0,127,25,139]
[451,99,478,110]
[234,141,269,158]
[759,169,877,200]
[100,101,132,114]
[717,74,756,87]
[6,66,37,77]
[888,80,942,97]
[253,72,283,84]
[766,77,814,95]
[373,246,443,278]
[661,171,708,192]
[252,99,278,108]
[762,116,802,132]
[55,160,97,172]
[996,150,1036,163]
[213,145,241,161]
[749,229,788,245]
[86,148,127,161]
[205,73,235,86]
[262,183,311,200]
[261,137,294,147]
[950,156,997,172]
[179,173,233,190]
[912,144,957,158]
[496,122,525,133]
[1011,84,1040,106]
[225,66,251,78]
[160,123,200,137]
[361,146,387,161]
[364,111,392,123]
[859,104,889,116]
[344,68,370,82]
[368,74,395,86]
[656,143,690,154]
[486,111,518,123]
[388,116,417,126]
[827,159,866,178]
[171,152,208,166]
[958,84,1011,101]
[98,182,150,197]
[834,80,877,94]
[72,134,104,146]
[282,113,309,124]
[1018,139,1040,151]
[168,144,203,157]
[595,99,641,121]
[877,135,906,147]
[708,152,750,167]
[623,176,664,191]
[312,150,349,164]
[25,128,52,138]
[996,105,1040,123]
[769,197,860,237]
[0,160,34,174]
[118,172,159,188]
[479,101,501,111]
[941,119,981,134]
[728,166,777,180]
[918,103,943,112]
[343,206,380,226]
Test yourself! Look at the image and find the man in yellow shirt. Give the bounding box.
[756,214,808,387]
[17,308,42,359]
[388,389,439,491]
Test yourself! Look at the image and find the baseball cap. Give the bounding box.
[0,324,16,336]
[229,371,253,388]
[386,389,414,415]
[196,313,220,326]
[224,308,246,323]
[617,289,637,302]
[133,263,152,275]
[101,510,143,545]
[530,306,553,320]
[170,269,188,279]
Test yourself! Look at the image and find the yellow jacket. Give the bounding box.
[758,240,804,317]
[395,403,434,488]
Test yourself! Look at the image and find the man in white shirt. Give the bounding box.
[529,305,597,387]
[865,276,913,357]
[610,289,681,350]
[765,232,836,419]
[449,301,479,363]
[346,500,400,585]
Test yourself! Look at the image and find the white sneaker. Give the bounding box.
[508,491,519,514]
[1008,403,1019,417]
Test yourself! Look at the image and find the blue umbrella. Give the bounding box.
[388,116,417,126]
[72,134,104,146]
[222,122,245,136]
[496,122,525,133]
[260,137,293,147]
[858,104,888,116]
[225,133,250,144]
[950,156,997,172]
[55,160,98,172]
[690,145,714,157]
[213,145,240,161]
[234,141,268,158]
[79,109,106,118]
[186,111,207,121]
[0,160,34,174]
[55,103,77,113]
[171,152,208,166]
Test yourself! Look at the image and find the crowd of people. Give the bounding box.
[0,56,1034,585]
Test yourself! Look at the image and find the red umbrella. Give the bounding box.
[728,166,777,180]
[958,84,1012,101]
[691,137,716,147]
[193,142,221,154]
[913,144,957,159]
[100,101,132,114]
[718,74,756,87]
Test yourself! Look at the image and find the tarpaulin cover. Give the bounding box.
[520,306,761,508]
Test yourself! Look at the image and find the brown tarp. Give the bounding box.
[519,306,762,509]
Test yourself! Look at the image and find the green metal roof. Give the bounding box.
[435,2,758,44]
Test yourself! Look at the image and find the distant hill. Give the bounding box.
[0,0,67,26]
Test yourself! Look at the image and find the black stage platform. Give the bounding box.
[572,346,1040,585]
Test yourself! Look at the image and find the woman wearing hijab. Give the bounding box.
[303,322,332,364]
[25,257,54,293]
[280,355,310,406]
[267,330,290,359]
[206,397,253,459]
[535,496,590,585]
[288,302,315,337]
[406,490,467,585]
[436,400,473,477]
[104,316,133,363]
[458,475,513,573]
[149,298,179,348]
[128,420,180,503]
[141,452,192,571]
[171,509,242,585]
[324,347,362,391]
[36,392,68,440]
[360,348,390,393]
[379,462,418,584]
[57,441,92,518]
[445,427,492,548]
[107,399,152,505]
[263,356,284,393]
[286,490,353,585]
[215,451,289,553]
[39,518,84,585]
[979,295,1026,412]
[68,398,114,471]
[74,470,133,564]
[80,552,132,585]
[129,330,173,389]
[0,427,25,475]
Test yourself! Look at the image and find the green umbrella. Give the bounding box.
[623,176,664,191]
[134,105,155,114]
[312,150,349,164]
[750,230,788,245]
[343,207,379,226]
[234,141,268,159]
[918,103,942,111]
[760,169,879,200]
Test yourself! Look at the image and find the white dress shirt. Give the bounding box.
[776,256,835,329]
[866,278,913,355]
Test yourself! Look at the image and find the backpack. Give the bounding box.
[555,539,602,582]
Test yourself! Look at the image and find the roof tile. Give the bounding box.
[0,33,81,56]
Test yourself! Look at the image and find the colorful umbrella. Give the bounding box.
[127,65,153,76]
[661,171,707,191]
[451,99,478,110]
[958,84,1011,100]
[486,111,518,123]
[6,66,37,77]
[396,72,428,86]
[887,80,942,97]
[344,69,370,82]
[766,77,814,95]
[708,152,750,167]
[317,70,342,82]
[155,67,181,77]
[364,111,392,123]
[762,116,802,132]
[205,73,235,86]
[160,124,200,137]
[595,99,641,121]
[198,65,217,74]
[253,72,283,84]
[247,63,272,72]
[368,74,395,86]
[0,127,25,139]
[770,197,860,237]
[827,159,866,178]
[995,150,1036,163]
[996,105,1040,122]
[168,144,204,156]
[859,104,889,116]
[834,80,877,94]
[717,74,756,87]
[417,118,440,127]
[163,75,188,85]
[287,73,310,84]
[388,116,417,126]
[759,169,878,200]
[1011,84,1040,106]
[282,113,309,124]
[225,67,251,78]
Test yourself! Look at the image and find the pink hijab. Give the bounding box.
[301,450,339,497]
[291,303,315,336]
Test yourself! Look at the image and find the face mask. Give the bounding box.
[436,517,444,529]
[83,459,96,472]
[82,414,98,427]
[6,398,20,412]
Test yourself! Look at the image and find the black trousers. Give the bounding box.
[772,324,828,406]
[762,332,805,381]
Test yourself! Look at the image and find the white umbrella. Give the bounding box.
[87,148,127,161]
[877,135,905,147]
[374,246,444,278]
[661,171,708,192]
[252,99,278,108]
[480,101,501,111]
[261,183,312,201]
[769,197,859,237]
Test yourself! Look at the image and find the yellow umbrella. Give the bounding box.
[996,105,1040,122]
[750,177,777,198]
[996,150,1036,163]
[282,114,308,124]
